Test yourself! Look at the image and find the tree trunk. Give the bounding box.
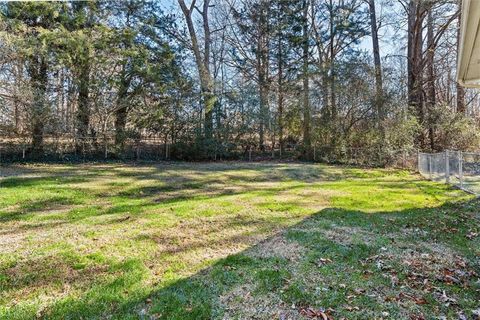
[328,0,336,122]
[277,31,284,156]
[257,1,270,151]
[114,105,128,148]
[178,0,215,141]
[28,56,48,155]
[14,62,22,133]
[328,0,337,150]
[258,65,268,151]
[115,78,129,148]
[76,54,90,154]
[426,8,436,151]
[302,0,311,158]
[407,0,426,147]
[368,0,384,125]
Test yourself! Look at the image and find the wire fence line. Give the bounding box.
[3,132,479,194]
[2,132,479,195]
[0,134,419,167]
[418,150,480,195]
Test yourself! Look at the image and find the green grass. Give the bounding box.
[0,162,478,319]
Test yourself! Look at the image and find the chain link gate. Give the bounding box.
[418,150,480,195]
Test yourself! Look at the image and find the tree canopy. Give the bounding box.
[0,0,478,161]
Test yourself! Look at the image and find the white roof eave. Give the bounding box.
[457,0,480,87]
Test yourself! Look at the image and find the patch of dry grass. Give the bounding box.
[0,162,477,319]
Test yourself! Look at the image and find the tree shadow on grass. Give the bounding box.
[1,163,477,319]
[0,167,423,225]
[16,198,479,320]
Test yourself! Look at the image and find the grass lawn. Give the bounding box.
[0,162,479,319]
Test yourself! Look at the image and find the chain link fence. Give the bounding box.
[0,135,186,162]
[311,146,417,168]
[418,150,480,195]
[0,134,419,169]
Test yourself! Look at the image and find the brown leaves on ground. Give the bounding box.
[360,243,480,318]
[384,292,427,306]
[466,230,478,240]
[317,258,333,267]
[300,307,333,320]
[366,245,476,289]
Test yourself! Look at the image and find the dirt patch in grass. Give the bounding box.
[220,284,299,320]
[246,235,305,262]
[1,162,477,320]
[323,225,378,246]
[142,215,290,277]
[0,232,25,254]
[2,255,110,310]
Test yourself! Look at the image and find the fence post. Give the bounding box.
[459,150,463,188]
[417,150,420,173]
[429,154,433,180]
[313,145,316,162]
[249,147,252,162]
[104,137,108,160]
[445,150,450,184]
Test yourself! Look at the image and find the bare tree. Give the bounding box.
[426,7,435,150]
[178,0,216,140]
[302,0,312,158]
[367,0,384,125]
[407,0,426,147]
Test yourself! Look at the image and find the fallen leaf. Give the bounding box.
[466,232,478,240]
[299,308,330,320]
[472,308,480,319]
[344,305,360,311]
[318,258,333,266]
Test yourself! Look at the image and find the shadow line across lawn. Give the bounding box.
[40,199,480,320]
[1,162,479,319]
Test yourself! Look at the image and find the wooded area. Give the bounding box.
[0,0,479,162]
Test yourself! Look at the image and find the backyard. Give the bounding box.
[0,162,479,319]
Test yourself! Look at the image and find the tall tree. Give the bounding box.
[254,0,271,150]
[112,1,139,147]
[2,2,65,154]
[302,0,312,158]
[405,0,459,148]
[367,0,384,125]
[407,0,426,146]
[276,16,285,155]
[178,0,216,141]
[269,0,303,155]
[310,0,369,147]
[426,7,435,150]
[273,0,286,155]
[230,0,273,150]
[68,2,95,153]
